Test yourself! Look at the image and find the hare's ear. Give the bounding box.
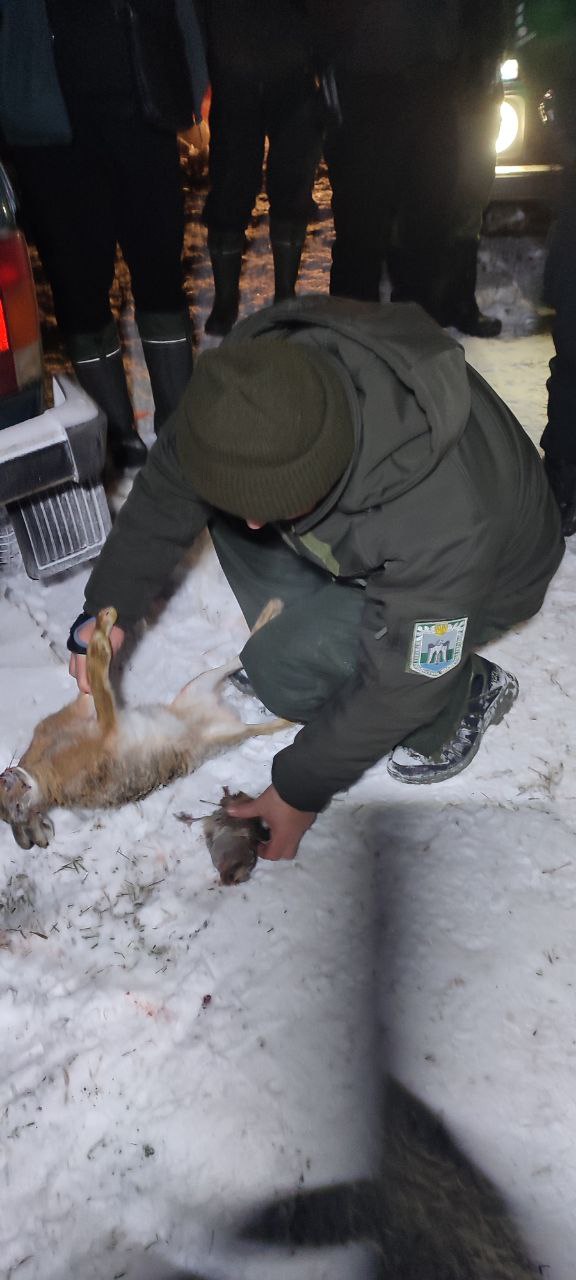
[0,767,32,824]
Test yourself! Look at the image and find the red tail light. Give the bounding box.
[0,229,42,399]
[0,298,10,352]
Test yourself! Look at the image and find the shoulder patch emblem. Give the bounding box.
[407,618,468,679]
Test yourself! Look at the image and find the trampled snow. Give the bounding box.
[1,173,575,1279]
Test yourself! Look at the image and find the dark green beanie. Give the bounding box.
[176,339,355,522]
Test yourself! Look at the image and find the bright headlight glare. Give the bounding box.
[496,101,520,154]
[500,58,519,82]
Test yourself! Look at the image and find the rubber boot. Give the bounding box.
[270,220,306,303]
[440,239,502,337]
[68,322,148,471]
[137,310,194,432]
[205,230,245,337]
[543,454,576,537]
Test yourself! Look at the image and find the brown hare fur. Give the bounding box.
[0,602,289,851]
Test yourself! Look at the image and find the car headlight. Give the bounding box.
[496,100,521,155]
[500,58,519,82]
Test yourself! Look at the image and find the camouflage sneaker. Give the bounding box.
[387,660,519,785]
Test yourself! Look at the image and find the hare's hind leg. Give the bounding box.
[87,607,119,735]
[198,713,293,752]
[170,661,292,739]
[170,656,244,713]
[171,598,285,713]
[242,716,292,738]
[251,598,283,632]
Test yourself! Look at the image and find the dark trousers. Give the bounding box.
[203,71,322,233]
[450,87,501,242]
[541,164,576,464]
[11,116,186,335]
[325,68,459,304]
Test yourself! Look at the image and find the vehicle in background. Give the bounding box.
[492,54,565,211]
[0,162,110,580]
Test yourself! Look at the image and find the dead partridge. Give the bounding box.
[203,788,268,885]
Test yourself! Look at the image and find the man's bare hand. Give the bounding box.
[68,618,126,693]
[227,785,316,861]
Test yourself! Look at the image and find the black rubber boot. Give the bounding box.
[441,239,502,338]
[137,310,194,432]
[68,322,148,471]
[387,659,519,785]
[205,230,245,337]
[270,220,306,303]
[543,455,576,537]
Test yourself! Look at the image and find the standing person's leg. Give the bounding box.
[10,141,116,335]
[540,164,576,535]
[265,72,323,302]
[11,139,147,469]
[438,83,502,337]
[324,72,396,301]
[390,70,460,321]
[108,119,193,431]
[203,74,266,335]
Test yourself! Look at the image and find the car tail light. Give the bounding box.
[0,229,42,399]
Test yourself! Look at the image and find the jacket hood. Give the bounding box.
[226,296,471,526]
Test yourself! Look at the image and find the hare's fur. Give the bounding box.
[0,602,288,850]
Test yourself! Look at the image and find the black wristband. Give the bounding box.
[66,611,95,655]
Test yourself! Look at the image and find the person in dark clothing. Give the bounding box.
[197,0,322,336]
[527,4,576,535]
[0,0,207,469]
[543,154,576,536]
[423,0,510,337]
[308,1,462,308]
[311,0,506,335]
[67,297,563,862]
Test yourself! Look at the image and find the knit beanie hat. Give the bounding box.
[175,339,355,522]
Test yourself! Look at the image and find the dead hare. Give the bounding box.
[0,601,289,851]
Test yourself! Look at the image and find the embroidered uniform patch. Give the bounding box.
[407,618,468,679]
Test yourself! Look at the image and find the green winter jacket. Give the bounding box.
[84,297,563,810]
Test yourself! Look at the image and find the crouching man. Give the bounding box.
[68,297,564,861]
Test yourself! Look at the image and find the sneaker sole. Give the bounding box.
[387,672,519,786]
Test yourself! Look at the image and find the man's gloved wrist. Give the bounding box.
[66,611,95,655]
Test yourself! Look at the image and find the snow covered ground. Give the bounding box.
[1,173,576,1280]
